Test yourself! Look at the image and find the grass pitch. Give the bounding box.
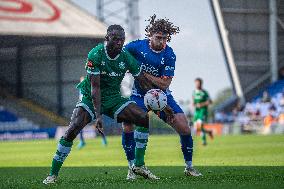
[0,134,283,189]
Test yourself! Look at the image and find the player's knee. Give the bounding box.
[196,119,203,126]
[122,122,135,133]
[184,126,191,135]
[64,108,89,141]
[178,125,191,135]
[136,112,149,128]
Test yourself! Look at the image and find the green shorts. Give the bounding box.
[76,94,136,122]
[193,110,208,123]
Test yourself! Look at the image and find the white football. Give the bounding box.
[144,89,167,111]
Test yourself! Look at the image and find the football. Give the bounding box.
[144,89,167,111]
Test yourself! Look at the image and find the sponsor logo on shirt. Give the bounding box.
[165,66,175,71]
[108,72,123,77]
[141,63,159,76]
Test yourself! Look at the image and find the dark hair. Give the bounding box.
[145,14,180,42]
[195,77,203,84]
[107,25,125,35]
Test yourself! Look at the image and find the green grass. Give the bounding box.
[0,135,283,188]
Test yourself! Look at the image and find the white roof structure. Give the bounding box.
[0,0,106,37]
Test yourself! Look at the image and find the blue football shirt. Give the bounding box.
[125,39,176,96]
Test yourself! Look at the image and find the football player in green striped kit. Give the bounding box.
[43,25,169,184]
[192,78,213,146]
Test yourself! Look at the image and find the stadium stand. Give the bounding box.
[0,106,39,132]
[211,0,284,133]
[0,107,17,122]
[215,79,284,134]
[0,0,106,129]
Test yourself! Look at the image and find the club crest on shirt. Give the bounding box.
[87,60,93,68]
[119,62,126,70]
[161,57,165,65]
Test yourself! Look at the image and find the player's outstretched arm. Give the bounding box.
[90,74,103,129]
[143,72,172,91]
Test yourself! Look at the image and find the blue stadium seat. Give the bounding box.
[0,109,18,122]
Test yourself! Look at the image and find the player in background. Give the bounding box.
[192,78,213,146]
[43,25,165,184]
[122,15,202,180]
[77,76,107,149]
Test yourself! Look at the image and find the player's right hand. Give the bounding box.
[163,105,175,124]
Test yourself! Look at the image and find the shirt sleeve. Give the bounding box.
[161,50,176,77]
[125,51,141,77]
[85,46,102,75]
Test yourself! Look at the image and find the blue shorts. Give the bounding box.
[130,94,184,122]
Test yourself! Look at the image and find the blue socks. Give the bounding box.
[79,131,85,143]
[122,132,194,168]
[180,134,193,168]
[122,132,135,167]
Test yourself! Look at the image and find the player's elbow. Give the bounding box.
[160,85,168,91]
[160,78,172,91]
[160,82,171,91]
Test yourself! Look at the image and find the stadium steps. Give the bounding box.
[0,88,68,128]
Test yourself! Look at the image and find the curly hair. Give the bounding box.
[145,14,180,42]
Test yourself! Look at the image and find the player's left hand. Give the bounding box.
[137,72,155,91]
[94,115,103,130]
[163,105,175,124]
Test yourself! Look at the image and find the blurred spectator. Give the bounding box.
[216,111,235,123]
[263,106,277,127]
[278,110,284,125]
[279,92,284,107]
[215,91,283,133]
[262,106,278,134]
[214,111,225,123]
[278,67,284,80]
[261,91,271,103]
[251,108,261,121]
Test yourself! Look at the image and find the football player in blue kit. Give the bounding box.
[122,15,202,180]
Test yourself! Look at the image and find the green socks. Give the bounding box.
[201,127,207,145]
[50,137,73,176]
[134,126,149,166]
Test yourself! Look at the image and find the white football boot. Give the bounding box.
[132,165,160,180]
[184,166,202,176]
[43,175,57,184]
[126,168,137,180]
